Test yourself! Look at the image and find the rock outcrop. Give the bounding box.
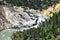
[0,6,48,31]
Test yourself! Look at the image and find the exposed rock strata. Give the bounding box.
[0,6,48,31]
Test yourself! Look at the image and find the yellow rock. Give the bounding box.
[54,3,60,13]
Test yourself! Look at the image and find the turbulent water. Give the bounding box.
[0,6,49,40]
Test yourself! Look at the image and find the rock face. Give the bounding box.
[0,6,49,31]
[0,11,13,30]
[3,6,37,27]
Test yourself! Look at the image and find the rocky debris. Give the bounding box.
[0,6,49,31]
[0,12,13,30]
[3,6,37,26]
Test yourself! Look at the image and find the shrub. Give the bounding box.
[5,0,60,10]
[12,12,60,40]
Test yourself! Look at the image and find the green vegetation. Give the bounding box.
[12,12,60,40]
[5,0,60,10]
[4,0,60,40]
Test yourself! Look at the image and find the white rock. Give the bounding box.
[1,6,49,31]
[3,6,38,27]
